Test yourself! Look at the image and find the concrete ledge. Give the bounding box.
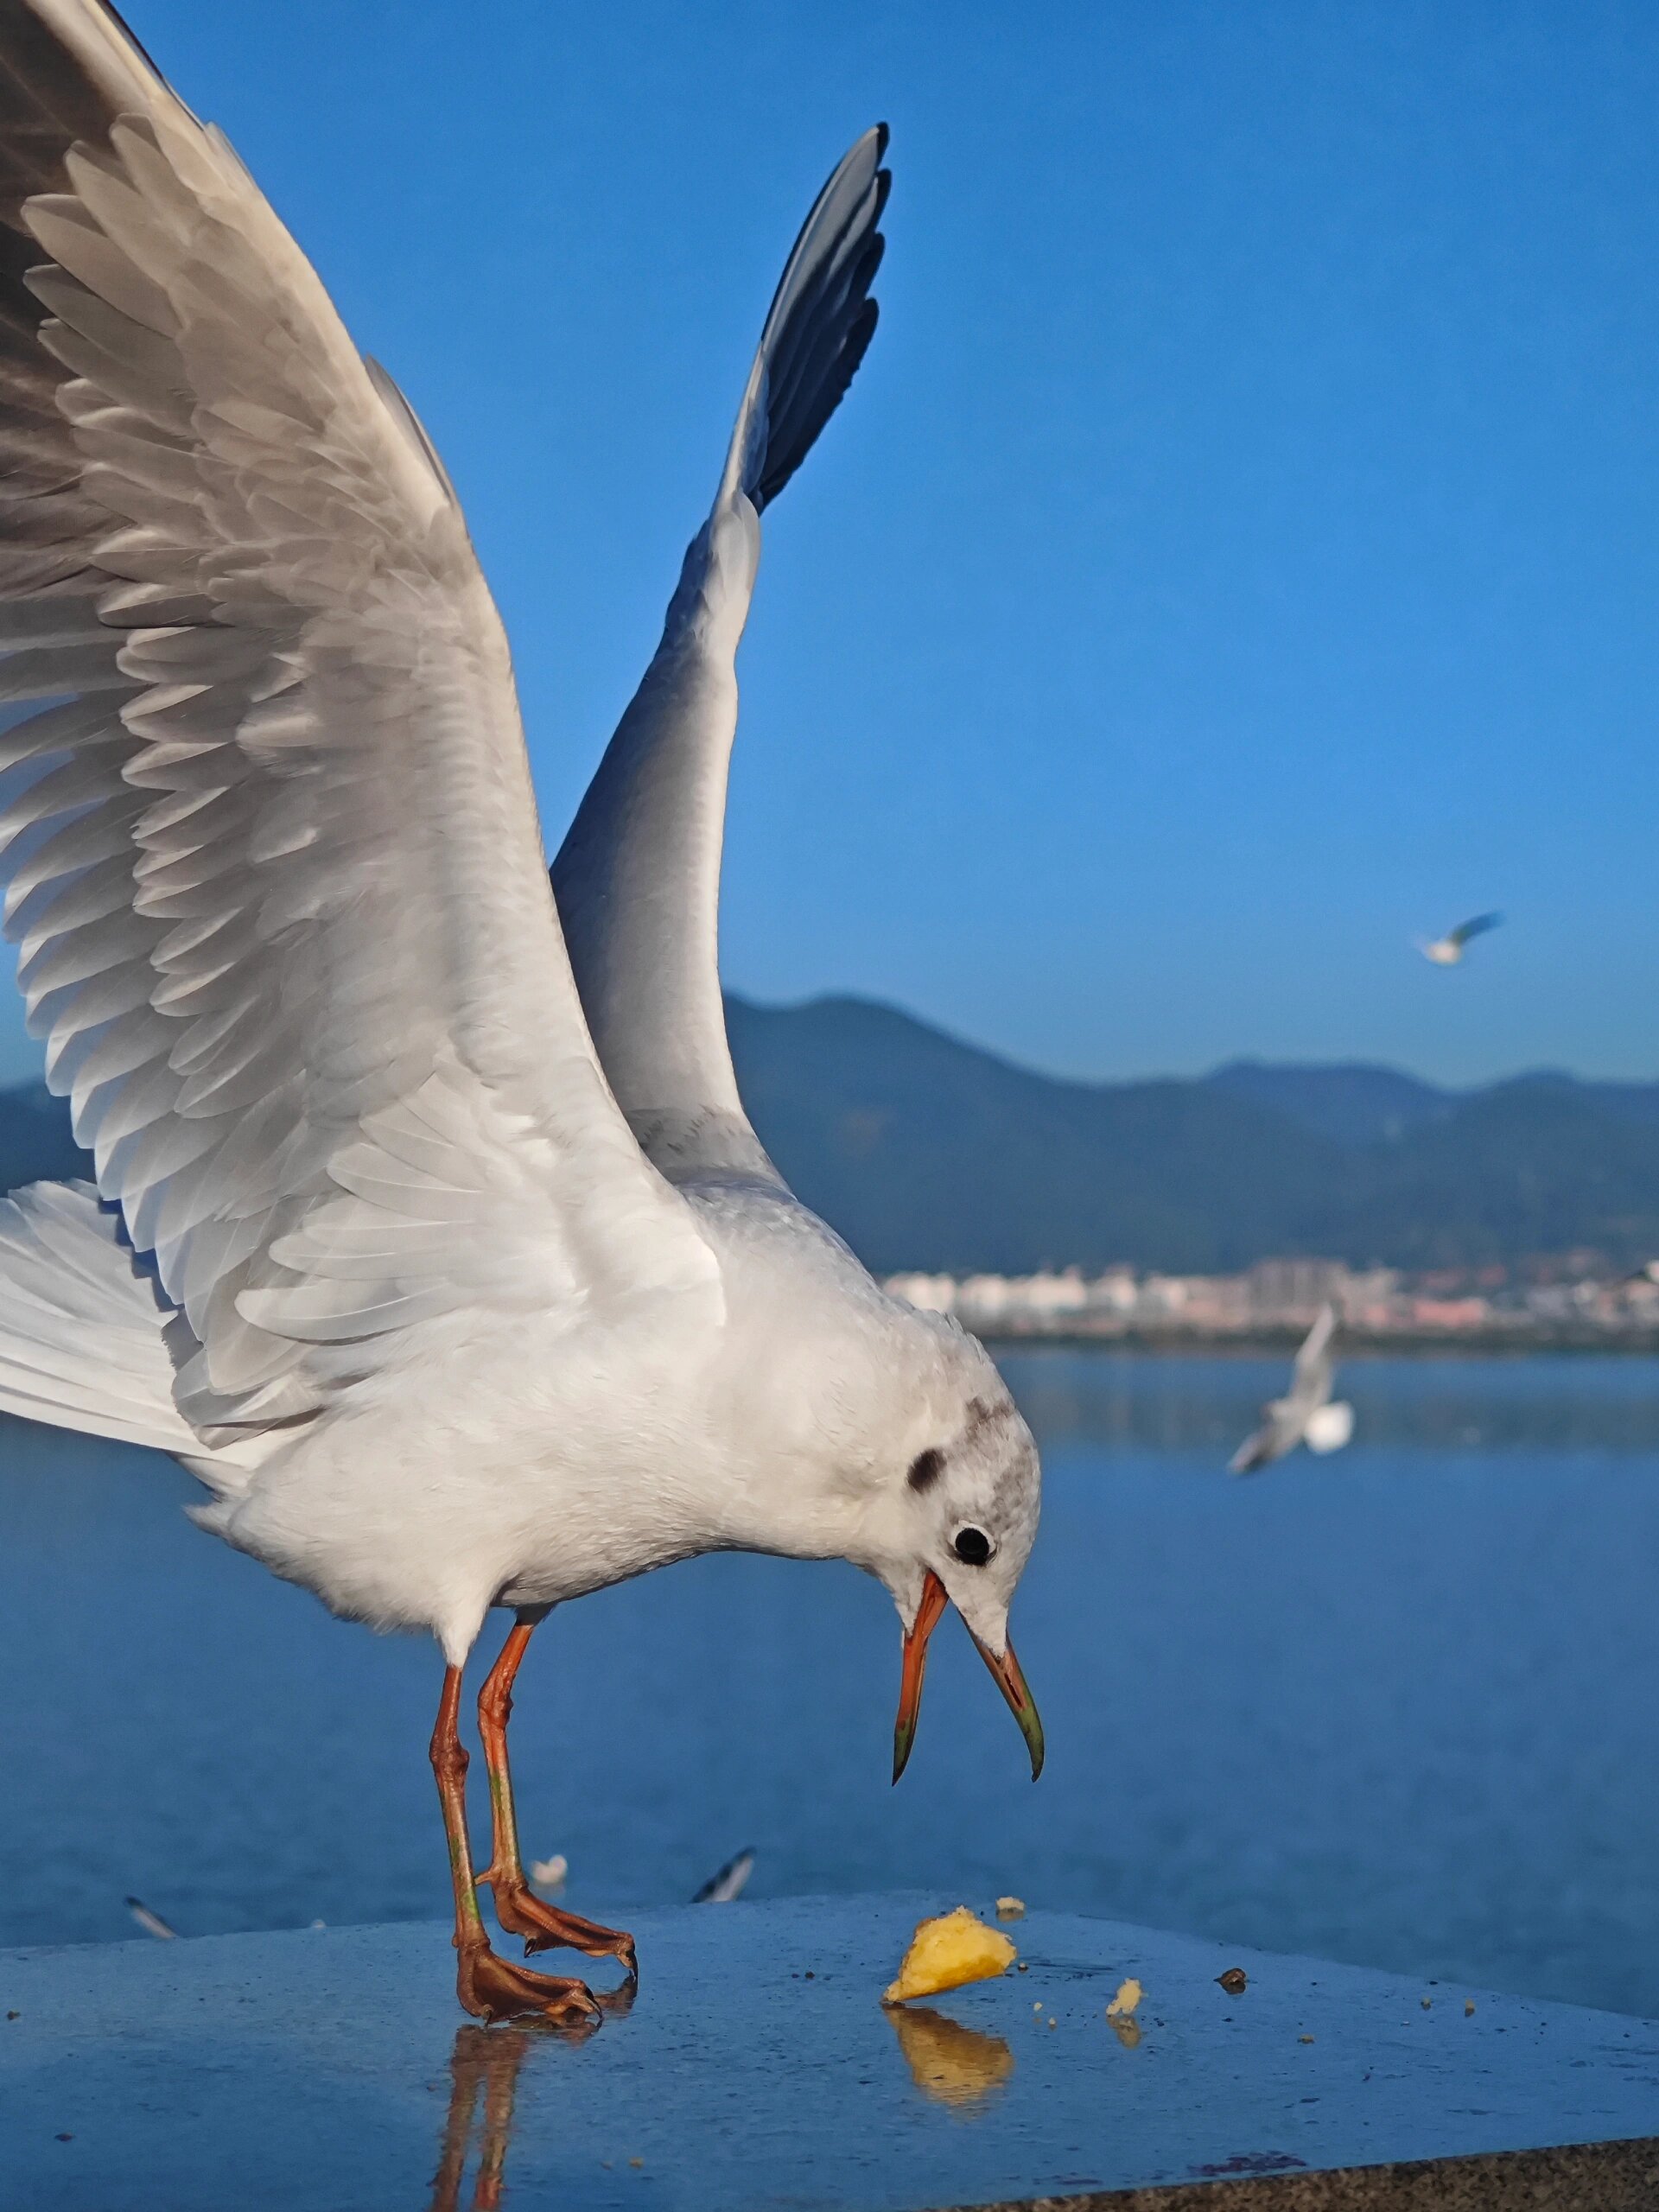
[3,1896,1658,2209]
[973,2136,1659,2208]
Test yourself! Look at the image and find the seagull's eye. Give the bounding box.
[953,1526,993,1567]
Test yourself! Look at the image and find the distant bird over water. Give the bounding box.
[692,1847,757,1904]
[0,3,1041,2028]
[1419,912,1504,966]
[1230,1306,1355,1475]
[124,1896,177,1942]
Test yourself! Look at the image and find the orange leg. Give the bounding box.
[429,1663,601,2027]
[473,1612,638,1980]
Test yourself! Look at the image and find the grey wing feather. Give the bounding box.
[0,0,718,1447]
[1229,1407,1294,1475]
[1448,911,1503,947]
[553,129,888,1185]
[1289,1302,1337,1404]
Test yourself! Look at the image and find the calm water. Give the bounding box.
[4,1351,1659,2017]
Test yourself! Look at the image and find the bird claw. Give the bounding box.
[454,1937,603,2030]
[481,1875,637,1977]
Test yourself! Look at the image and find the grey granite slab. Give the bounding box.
[2,1895,1657,2209]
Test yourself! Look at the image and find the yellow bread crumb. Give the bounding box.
[1106,1976,1142,2018]
[1465,2000,1477,2017]
[883,1907,1017,2005]
[995,1896,1026,1919]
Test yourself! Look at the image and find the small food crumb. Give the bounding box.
[629,2158,643,2169]
[1421,1997,1432,2010]
[1299,2034,1314,2044]
[1016,1961,1029,1973]
[1106,1977,1142,2018]
[995,1896,1026,1919]
[1047,2017,1057,2029]
[1033,2000,1044,2012]
[883,1907,1017,2005]
[1217,1967,1249,1995]
[1465,2000,1477,2017]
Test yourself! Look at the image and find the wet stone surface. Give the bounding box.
[2,1895,1658,2209]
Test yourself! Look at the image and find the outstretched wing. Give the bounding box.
[552,127,888,1182]
[1229,1409,1289,1475]
[0,0,717,1445]
[1448,911,1503,949]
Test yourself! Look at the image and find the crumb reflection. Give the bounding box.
[887,2004,1015,2110]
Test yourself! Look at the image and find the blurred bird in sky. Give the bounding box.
[1419,912,1504,966]
[1230,1306,1355,1475]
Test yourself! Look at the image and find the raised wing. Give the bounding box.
[1289,1303,1337,1406]
[0,0,717,1444]
[552,126,888,1183]
[1448,911,1503,949]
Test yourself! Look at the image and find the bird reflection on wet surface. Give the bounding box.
[429,1976,636,2212]
[430,2027,530,2212]
[886,2003,1015,2110]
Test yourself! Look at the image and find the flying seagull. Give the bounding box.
[1229,1305,1354,1475]
[0,3,1042,2028]
[692,1847,756,1904]
[1419,912,1503,966]
[124,1895,177,1940]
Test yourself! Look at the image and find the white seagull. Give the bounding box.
[1419,912,1503,966]
[1228,1304,1354,1475]
[0,2,1042,2026]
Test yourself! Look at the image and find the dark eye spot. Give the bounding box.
[906,1447,944,1492]
[953,1526,992,1567]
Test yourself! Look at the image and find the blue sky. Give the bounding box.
[4,0,1659,1084]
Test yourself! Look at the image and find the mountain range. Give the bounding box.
[7,993,1659,1275]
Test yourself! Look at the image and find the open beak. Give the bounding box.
[892,1568,1045,1784]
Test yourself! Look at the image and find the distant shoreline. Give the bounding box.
[978,1325,1659,1358]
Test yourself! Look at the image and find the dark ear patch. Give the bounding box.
[906,1447,944,1492]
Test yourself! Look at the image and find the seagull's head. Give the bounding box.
[849,1317,1044,1785]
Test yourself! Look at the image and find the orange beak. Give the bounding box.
[892,1568,1045,1783]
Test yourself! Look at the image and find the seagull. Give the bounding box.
[1229,1304,1354,1475]
[124,1894,177,1940]
[0,3,1042,2027]
[1419,912,1503,966]
[691,1847,756,1904]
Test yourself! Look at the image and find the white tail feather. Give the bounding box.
[0,1179,200,1456]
